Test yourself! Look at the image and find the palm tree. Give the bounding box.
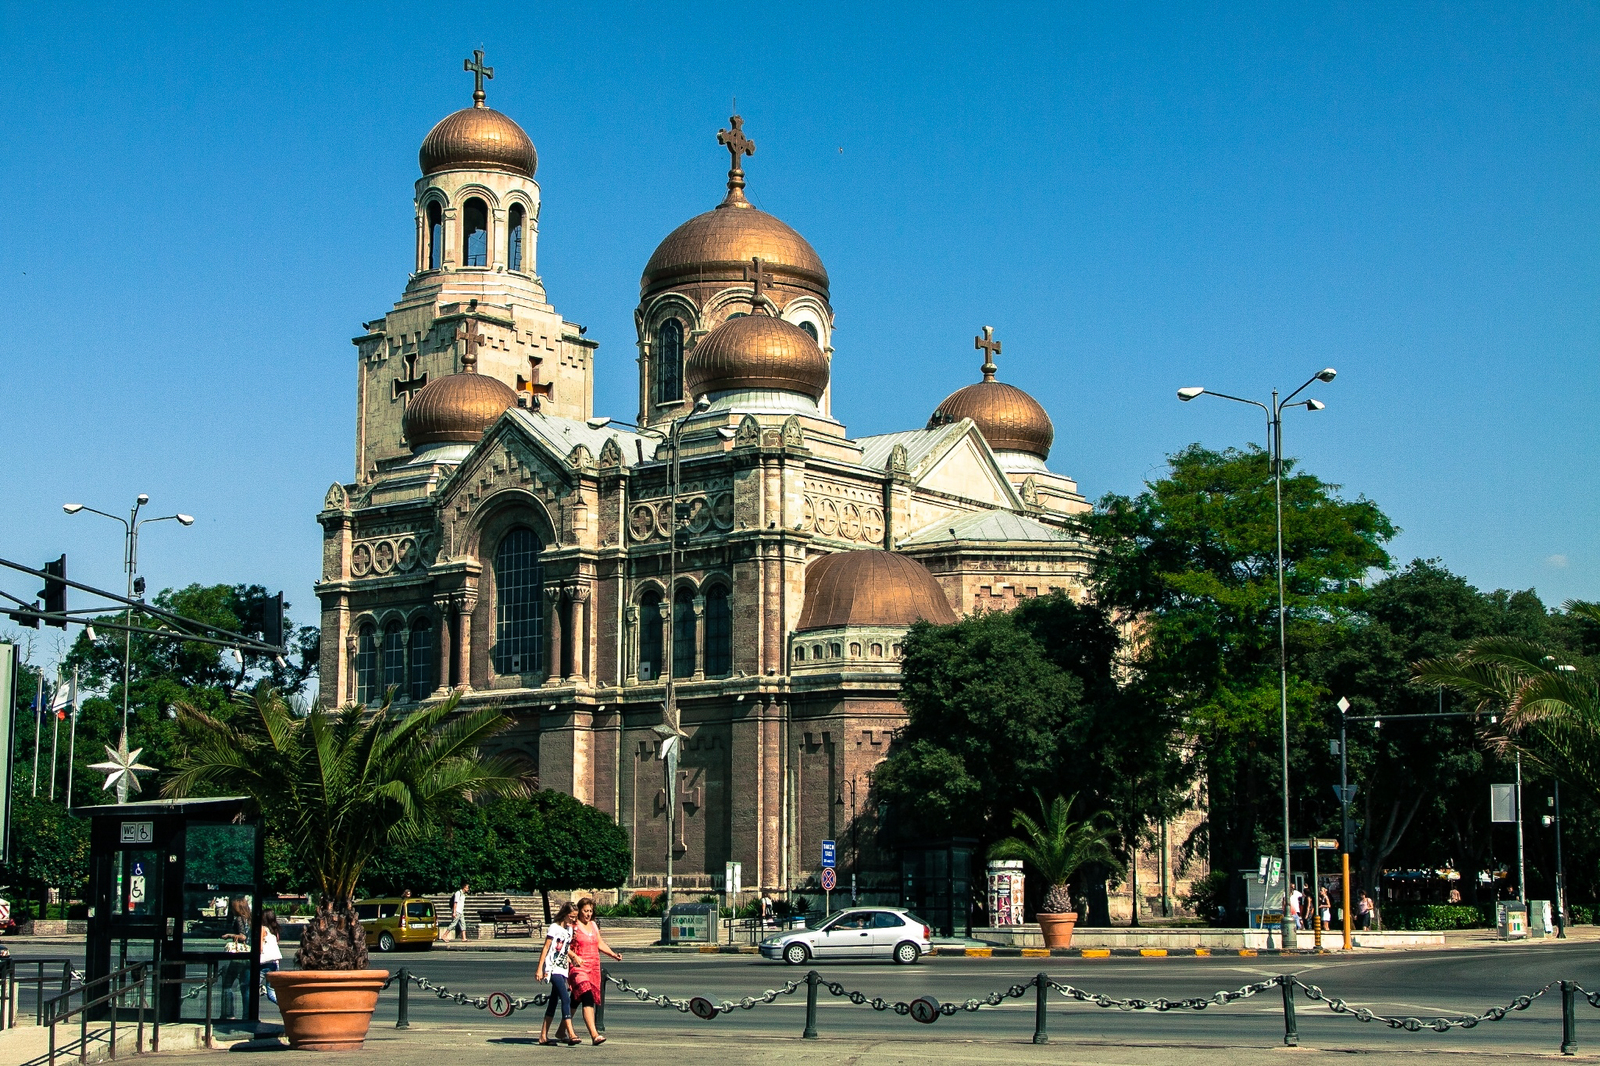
[164,687,529,969]
[988,793,1121,914]
[1411,600,1600,797]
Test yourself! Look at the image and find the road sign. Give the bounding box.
[1258,856,1270,883]
[486,992,514,1018]
[1268,857,1283,885]
[1290,838,1340,850]
[724,861,742,895]
[820,867,838,892]
[1337,696,1351,713]
[821,840,836,868]
[1331,784,1358,804]
[909,996,941,1024]
[1491,784,1517,823]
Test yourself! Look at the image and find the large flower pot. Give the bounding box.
[267,969,390,1051]
[1036,911,1078,949]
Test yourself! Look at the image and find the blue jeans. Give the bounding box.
[261,961,280,1004]
[543,974,572,1022]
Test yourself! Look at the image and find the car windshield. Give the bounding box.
[820,911,871,931]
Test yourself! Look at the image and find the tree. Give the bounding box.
[164,688,528,969]
[988,794,1119,914]
[521,790,631,921]
[1072,444,1395,910]
[0,784,90,918]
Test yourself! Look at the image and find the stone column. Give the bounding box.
[568,583,591,683]
[453,591,476,691]
[396,626,410,701]
[345,634,359,705]
[623,605,639,682]
[691,594,707,681]
[545,585,564,685]
[433,598,453,697]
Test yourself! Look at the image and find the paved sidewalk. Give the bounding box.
[142,1024,1575,1064]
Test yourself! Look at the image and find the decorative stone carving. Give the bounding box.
[598,436,623,468]
[711,492,734,529]
[351,543,373,576]
[860,506,885,544]
[373,540,396,574]
[800,497,815,532]
[567,443,592,469]
[888,444,909,475]
[324,483,349,510]
[781,415,804,448]
[814,497,838,535]
[734,414,761,448]
[1021,476,1040,506]
[687,498,712,534]
[629,503,657,542]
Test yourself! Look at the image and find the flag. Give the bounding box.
[49,679,71,716]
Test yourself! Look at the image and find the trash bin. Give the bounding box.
[667,903,713,944]
[1496,901,1528,939]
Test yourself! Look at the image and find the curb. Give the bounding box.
[933,946,1327,958]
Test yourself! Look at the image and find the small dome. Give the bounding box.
[420,106,537,178]
[643,204,828,297]
[929,380,1055,460]
[797,551,957,632]
[686,314,829,400]
[403,370,518,447]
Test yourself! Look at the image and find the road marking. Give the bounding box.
[1139,948,1168,957]
[1021,948,1050,957]
[964,948,992,957]
[1081,949,1111,958]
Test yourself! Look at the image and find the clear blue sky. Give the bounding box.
[2,2,1595,647]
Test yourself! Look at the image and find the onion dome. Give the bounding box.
[403,352,517,448]
[418,52,537,178]
[928,326,1054,460]
[685,313,830,400]
[797,551,957,632]
[641,115,828,299]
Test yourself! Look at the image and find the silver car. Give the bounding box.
[760,907,932,965]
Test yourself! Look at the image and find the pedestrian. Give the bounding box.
[571,897,624,1046]
[1357,890,1373,930]
[536,902,581,1046]
[1288,886,1304,930]
[1318,886,1331,929]
[759,893,774,928]
[445,881,468,942]
[259,908,283,1004]
[221,896,252,1019]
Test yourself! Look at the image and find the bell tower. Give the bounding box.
[351,52,596,481]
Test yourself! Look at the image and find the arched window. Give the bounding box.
[704,585,732,677]
[848,642,861,658]
[799,320,818,341]
[427,202,443,270]
[409,616,434,700]
[672,587,696,678]
[794,646,805,662]
[492,527,544,675]
[355,622,378,705]
[811,644,823,660]
[382,620,406,698]
[654,319,683,405]
[870,642,883,658]
[830,642,842,659]
[638,590,664,680]
[463,197,489,267]
[507,204,525,271]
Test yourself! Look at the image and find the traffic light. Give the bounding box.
[40,555,66,628]
[262,592,285,648]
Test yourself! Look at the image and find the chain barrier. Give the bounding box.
[397,971,549,1014]
[1294,976,1551,1033]
[604,971,801,1018]
[820,976,1034,1017]
[1048,975,1280,1012]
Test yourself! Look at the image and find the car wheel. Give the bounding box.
[378,931,396,953]
[783,942,810,965]
[893,941,920,965]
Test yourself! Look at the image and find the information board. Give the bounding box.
[821,840,836,868]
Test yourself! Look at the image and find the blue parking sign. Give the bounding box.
[821,840,836,868]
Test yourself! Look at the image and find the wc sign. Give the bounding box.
[120,822,154,844]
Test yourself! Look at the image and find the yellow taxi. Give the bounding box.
[355,897,437,952]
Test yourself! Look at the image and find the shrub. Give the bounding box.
[1380,903,1493,930]
[1181,871,1231,926]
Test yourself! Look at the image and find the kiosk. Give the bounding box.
[84,797,264,1023]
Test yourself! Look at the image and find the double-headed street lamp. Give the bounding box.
[64,494,193,802]
[1178,367,1335,947]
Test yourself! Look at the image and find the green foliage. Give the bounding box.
[1380,903,1493,931]
[598,892,662,918]
[164,687,528,969]
[0,785,90,906]
[1180,870,1231,926]
[989,793,1120,913]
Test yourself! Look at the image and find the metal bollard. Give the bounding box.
[596,969,607,1034]
[396,967,410,1029]
[1032,973,1049,1044]
[802,970,819,1039]
[1562,980,1577,1056]
[1280,975,1299,1047]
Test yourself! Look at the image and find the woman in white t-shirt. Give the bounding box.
[536,903,580,1046]
[259,909,284,1005]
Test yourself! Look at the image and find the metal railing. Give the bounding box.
[0,956,78,1028]
[43,962,147,1066]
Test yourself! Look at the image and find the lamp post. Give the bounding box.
[63,495,193,803]
[591,397,715,942]
[1178,367,1335,948]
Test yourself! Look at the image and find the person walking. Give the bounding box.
[572,897,624,1046]
[221,896,252,1019]
[259,908,283,1005]
[1287,885,1304,930]
[1318,886,1332,930]
[445,881,468,942]
[536,902,581,1046]
[1357,890,1374,930]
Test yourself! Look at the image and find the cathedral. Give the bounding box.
[316,57,1120,903]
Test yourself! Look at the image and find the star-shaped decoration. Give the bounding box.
[90,734,157,796]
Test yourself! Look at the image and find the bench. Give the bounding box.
[478,910,540,938]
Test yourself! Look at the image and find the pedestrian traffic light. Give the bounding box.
[40,555,66,628]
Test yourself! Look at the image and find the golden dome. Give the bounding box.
[419,106,537,178]
[686,313,830,400]
[928,327,1054,459]
[403,369,518,447]
[797,551,957,632]
[641,114,828,298]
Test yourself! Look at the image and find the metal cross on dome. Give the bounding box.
[464,49,494,107]
[456,319,487,370]
[744,256,775,310]
[717,115,756,201]
[974,325,1001,381]
[90,732,156,796]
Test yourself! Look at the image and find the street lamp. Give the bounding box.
[64,494,194,802]
[591,396,713,940]
[1178,367,1335,948]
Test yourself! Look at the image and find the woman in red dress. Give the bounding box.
[571,897,624,1045]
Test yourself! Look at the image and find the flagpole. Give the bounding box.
[66,666,78,811]
[32,671,43,797]
[49,674,61,802]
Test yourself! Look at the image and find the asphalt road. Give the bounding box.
[343,942,1600,1055]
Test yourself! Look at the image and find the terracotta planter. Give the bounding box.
[1036,911,1078,949]
[267,969,390,1051]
